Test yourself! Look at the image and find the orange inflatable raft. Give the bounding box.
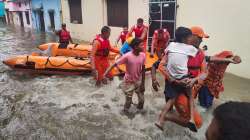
[3,53,158,76]
[38,43,117,59]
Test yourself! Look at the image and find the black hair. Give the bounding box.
[137,18,144,24]
[130,37,142,49]
[158,29,164,34]
[101,26,111,34]
[213,101,250,140]
[175,27,192,43]
[62,23,66,27]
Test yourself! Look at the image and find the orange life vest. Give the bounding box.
[120,31,128,44]
[188,50,205,77]
[94,35,110,57]
[132,25,148,41]
[153,29,170,50]
[59,30,70,43]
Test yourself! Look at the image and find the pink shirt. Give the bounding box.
[116,52,146,83]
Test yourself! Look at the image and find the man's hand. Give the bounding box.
[152,80,160,91]
[186,78,197,88]
[231,55,242,64]
[174,78,189,86]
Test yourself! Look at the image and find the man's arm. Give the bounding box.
[54,30,60,36]
[69,34,74,44]
[158,54,171,81]
[115,35,121,46]
[140,65,146,92]
[207,56,241,64]
[151,61,160,91]
[140,27,148,40]
[103,63,117,78]
[150,33,156,56]
[126,27,134,39]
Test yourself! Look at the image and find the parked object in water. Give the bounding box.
[2,51,158,76]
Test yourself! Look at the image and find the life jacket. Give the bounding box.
[94,35,110,57]
[120,31,128,44]
[132,25,147,40]
[153,29,170,50]
[188,50,205,77]
[59,30,70,43]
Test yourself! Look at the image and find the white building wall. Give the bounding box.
[62,0,149,45]
[177,0,250,79]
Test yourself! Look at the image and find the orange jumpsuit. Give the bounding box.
[93,35,119,81]
[151,29,170,57]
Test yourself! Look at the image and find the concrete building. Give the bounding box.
[4,0,32,28]
[61,0,250,79]
[31,0,61,32]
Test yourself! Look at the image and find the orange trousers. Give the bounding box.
[95,57,112,81]
[175,94,203,128]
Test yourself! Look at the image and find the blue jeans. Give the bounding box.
[198,86,214,108]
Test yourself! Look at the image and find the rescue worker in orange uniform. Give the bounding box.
[55,23,73,48]
[91,26,120,86]
[127,18,148,52]
[115,26,129,45]
[150,28,170,58]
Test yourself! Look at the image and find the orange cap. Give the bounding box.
[190,26,209,38]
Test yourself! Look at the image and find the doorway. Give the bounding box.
[18,11,24,27]
[48,10,55,30]
[38,10,45,31]
[5,9,10,24]
[148,0,177,48]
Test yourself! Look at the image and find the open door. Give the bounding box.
[38,11,45,31]
[18,12,24,27]
[48,10,55,30]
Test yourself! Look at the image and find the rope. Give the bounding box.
[44,57,91,68]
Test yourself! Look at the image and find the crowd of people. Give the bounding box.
[53,18,250,140]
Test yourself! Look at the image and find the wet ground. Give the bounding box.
[0,23,250,140]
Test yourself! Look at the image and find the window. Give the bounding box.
[68,0,83,24]
[107,0,128,27]
[25,11,30,25]
[18,3,21,7]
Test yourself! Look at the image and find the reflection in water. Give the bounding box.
[0,23,250,140]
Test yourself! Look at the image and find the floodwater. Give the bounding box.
[0,23,250,140]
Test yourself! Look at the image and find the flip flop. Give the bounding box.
[155,122,164,131]
[187,122,198,132]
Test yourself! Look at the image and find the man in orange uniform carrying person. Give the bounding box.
[150,28,170,58]
[127,18,148,52]
[91,26,120,86]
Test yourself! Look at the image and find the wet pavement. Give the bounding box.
[0,23,250,140]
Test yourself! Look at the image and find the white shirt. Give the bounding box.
[165,42,198,79]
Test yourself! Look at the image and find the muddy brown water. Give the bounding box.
[0,23,250,140]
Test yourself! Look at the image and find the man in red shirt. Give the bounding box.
[127,18,148,52]
[55,23,73,48]
[91,26,120,86]
[115,26,128,45]
[150,28,170,58]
